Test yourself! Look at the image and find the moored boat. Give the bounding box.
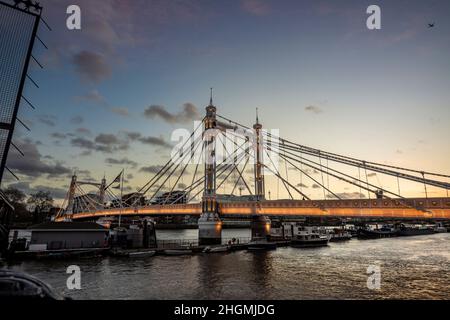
[291,226,329,248]
[329,228,352,242]
[357,225,397,239]
[434,222,447,233]
[396,224,434,237]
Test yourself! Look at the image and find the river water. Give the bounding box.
[2,229,449,300]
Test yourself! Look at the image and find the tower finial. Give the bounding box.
[209,87,213,106]
[256,107,259,124]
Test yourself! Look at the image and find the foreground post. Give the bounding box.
[198,91,222,245]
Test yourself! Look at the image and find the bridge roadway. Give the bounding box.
[59,197,450,221]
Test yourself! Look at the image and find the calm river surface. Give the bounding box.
[2,229,449,300]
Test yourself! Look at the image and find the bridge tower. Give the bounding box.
[251,110,271,241]
[198,90,222,245]
[65,174,77,216]
[253,108,265,200]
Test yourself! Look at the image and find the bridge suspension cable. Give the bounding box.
[262,131,450,190]
[263,136,434,211]
[261,130,450,179]
[220,131,309,200]
[183,137,255,203]
[268,140,405,199]
[218,112,449,198]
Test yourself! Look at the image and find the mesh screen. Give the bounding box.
[0,3,38,182]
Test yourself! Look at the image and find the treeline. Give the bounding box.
[1,187,57,227]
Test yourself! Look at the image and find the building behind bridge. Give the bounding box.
[123,193,146,206]
[150,191,187,205]
[216,194,259,203]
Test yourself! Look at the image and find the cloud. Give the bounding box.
[76,89,108,105]
[111,107,130,117]
[124,131,142,140]
[138,136,172,149]
[38,114,57,127]
[72,50,112,83]
[305,105,323,114]
[139,165,164,174]
[311,184,321,189]
[71,131,171,154]
[328,192,367,200]
[50,132,67,140]
[76,127,91,135]
[6,139,72,179]
[70,116,84,124]
[75,169,95,181]
[6,181,68,200]
[123,131,172,149]
[367,173,377,177]
[296,183,308,188]
[93,133,129,153]
[144,103,200,124]
[71,137,96,150]
[105,157,138,168]
[241,0,271,16]
[76,90,129,117]
[95,133,120,145]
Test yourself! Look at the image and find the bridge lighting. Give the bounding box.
[265,222,271,233]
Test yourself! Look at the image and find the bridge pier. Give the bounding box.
[198,212,222,245]
[251,215,271,241]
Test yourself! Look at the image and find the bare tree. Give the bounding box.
[27,191,53,213]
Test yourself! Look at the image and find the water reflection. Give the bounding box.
[2,231,449,300]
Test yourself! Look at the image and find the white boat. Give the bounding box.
[329,228,352,242]
[291,226,329,248]
[203,245,230,253]
[128,250,156,258]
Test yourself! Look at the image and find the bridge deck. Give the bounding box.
[58,198,450,221]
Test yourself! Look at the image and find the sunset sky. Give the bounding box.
[4,0,450,203]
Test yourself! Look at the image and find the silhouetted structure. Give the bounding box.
[0,0,44,256]
[0,1,42,184]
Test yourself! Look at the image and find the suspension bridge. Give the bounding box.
[55,96,450,244]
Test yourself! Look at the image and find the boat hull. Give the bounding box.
[396,229,434,237]
[247,242,277,251]
[291,239,329,248]
[203,246,230,253]
[128,250,156,258]
[357,229,397,239]
[329,235,352,242]
[163,249,193,256]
